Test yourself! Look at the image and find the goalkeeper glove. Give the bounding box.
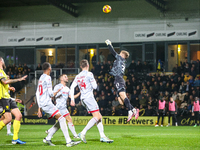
[105,39,112,46]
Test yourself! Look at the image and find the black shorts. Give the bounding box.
[169,111,175,115]
[0,98,18,115]
[158,109,165,115]
[114,76,126,95]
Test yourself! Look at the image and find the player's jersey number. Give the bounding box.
[39,84,43,95]
[77,79,86,90]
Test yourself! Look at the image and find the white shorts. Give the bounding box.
[41,103,60,119]
[81,97,99,114]
[58,107,70,117]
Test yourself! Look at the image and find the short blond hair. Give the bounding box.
[121,50,129,59]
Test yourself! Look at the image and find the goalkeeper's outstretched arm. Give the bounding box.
[105,39,117,57]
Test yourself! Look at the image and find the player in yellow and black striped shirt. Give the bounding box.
[0,57,27,145]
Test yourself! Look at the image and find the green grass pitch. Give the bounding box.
[0,125,199,150]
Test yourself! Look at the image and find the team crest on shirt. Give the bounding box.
[6,105,9,109]
[0,73,3,77]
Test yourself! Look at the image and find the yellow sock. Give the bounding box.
[0,121,6,131]
[13,120,21,140]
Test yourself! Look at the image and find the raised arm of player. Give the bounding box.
[70,79,78,106]
[1,75,27,84]
[53,85,62,98]
[105,39,118,58]
[69,92,81,99]
[89,72,97,89]
[47,77,61,97]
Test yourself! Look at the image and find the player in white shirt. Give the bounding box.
[70,59,113,144]
[36,62,80,147]
[45,74,80,139]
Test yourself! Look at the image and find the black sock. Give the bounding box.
[124,98,133,111]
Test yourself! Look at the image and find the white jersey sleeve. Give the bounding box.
[47,76,54,97]
[70,78,78,101]
[89,72,97,89]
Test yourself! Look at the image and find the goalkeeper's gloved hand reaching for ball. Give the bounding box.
[105,39,112,46]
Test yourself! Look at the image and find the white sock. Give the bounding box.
[96,119,106,138]
[68,122,78,137]
[58,116,71,143]
[46,121,60,140]
[132,108,136,114]
[7,122,11,134]
[81,117,98,135]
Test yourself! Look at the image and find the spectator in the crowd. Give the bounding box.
[99,51,105,64]
[36,63,42,70]
[184,63,190,73]
[107,61,112,71]
[136,60,142,72]
[188,76,194,87]
[194,77,200,87]
[118,105,128,116]
[164,91,170,103]
[40,52,46,64]
[141,86,148,96]
[145,105,153,116]
[171,83,178,93]
[183,92,189,103]
[188,95,194,106]
[172,64,181,75]
[172,91,178,101]
[111,106,118,116]
[92,53,96,67]
[171,72,178,83]
[91,66,97,76]
[180,106,189,117]
[98,95,106,109]
[185,81,191,93]
[18,64,23,72]
[179,82,186,93]
[177,76,182,89]
[102,61,109,74]
[139,96,147,109]
[157,59,163,72]
[95,61,101,75]
[146,81,151,90]
[128,60,136,74]
[23,63,29,71]
[174,95,181,108]
[153,81,159,95]
[126,81,133,94]
[192,90,198,98]
[143,61,149,73]
[112,96,120,109]
[190,67,196,79]
[159,82,165,93]
[158,92,164,100]
[13,66,19,75]
[99,65,106,76]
